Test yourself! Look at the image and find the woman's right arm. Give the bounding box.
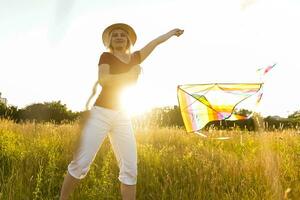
[98,64,140,87]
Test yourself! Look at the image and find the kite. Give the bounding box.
[177,64,275,136]
[177,83,262,133]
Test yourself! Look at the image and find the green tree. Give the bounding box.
[20,101,79,123]
[288,110,300,119]
[0,103,20,121]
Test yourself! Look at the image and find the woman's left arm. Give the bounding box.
[139,28,184,62]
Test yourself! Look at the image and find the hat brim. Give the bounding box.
[102,23,137,48]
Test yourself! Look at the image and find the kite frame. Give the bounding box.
[177,82,264,133]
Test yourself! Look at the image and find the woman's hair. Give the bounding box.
[85,81,98,110]
[85,29,133,110]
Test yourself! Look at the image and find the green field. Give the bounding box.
[0,119,300,200]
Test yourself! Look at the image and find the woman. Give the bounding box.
[59,23,184,200]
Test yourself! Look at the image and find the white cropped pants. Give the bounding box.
[67,106,137,185]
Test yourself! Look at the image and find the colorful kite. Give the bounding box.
[177,83,263,133]
[177,64,275,135]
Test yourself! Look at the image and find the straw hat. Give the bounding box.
[102,23,137,48]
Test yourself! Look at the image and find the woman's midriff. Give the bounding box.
[94,86,123,110]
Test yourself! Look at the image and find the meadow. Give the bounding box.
[0,119,300,200]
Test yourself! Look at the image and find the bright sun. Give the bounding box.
[120,85,152,116]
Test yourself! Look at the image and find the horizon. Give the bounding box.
[0,96,298,119]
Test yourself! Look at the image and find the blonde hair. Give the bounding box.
[85,81,98,110]
[85,29,133,110]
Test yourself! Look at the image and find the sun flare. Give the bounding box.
[120,85,152,116]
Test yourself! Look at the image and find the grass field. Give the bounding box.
[0,119,300,200]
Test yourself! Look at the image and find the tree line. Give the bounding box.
[0,101,79,124]
[1,101,299,130]
[132,106,300,131]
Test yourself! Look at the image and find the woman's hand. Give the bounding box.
[99,64,141,87]
[124,65,141,85]
[168,28,184,37]
[130,65,141,76]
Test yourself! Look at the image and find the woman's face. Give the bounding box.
[109,29,129,51]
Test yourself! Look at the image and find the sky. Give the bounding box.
[0,0,299,117]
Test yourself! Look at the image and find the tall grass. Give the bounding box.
[0,119,299,199]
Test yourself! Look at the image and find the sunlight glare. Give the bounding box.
[120,85,151,116]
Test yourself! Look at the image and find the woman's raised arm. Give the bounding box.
[139,28,184,63]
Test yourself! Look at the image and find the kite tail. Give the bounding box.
[257,63,276,82]
[255,63,276,110]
